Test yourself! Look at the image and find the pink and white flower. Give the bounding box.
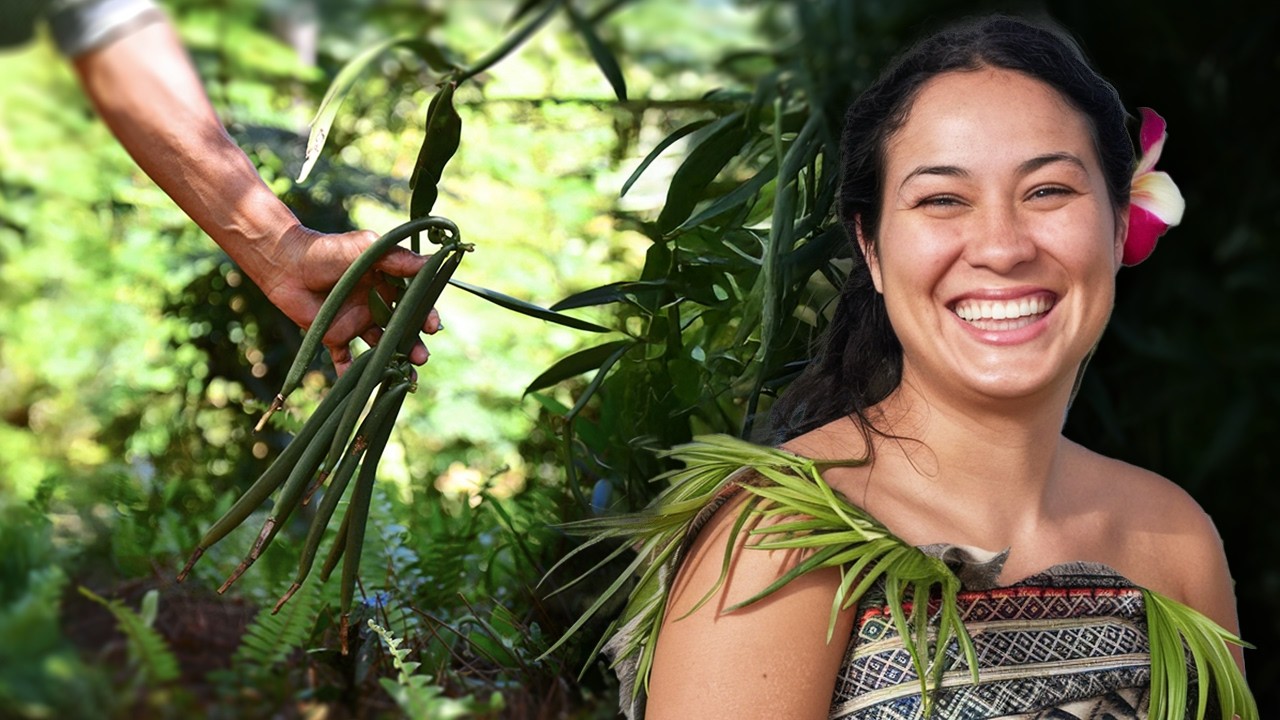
[1123,108,1185,266]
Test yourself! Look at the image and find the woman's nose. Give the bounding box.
[962,203,1037,273]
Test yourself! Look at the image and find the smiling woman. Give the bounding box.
[572,13,1258,720]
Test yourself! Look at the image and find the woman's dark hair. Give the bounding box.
[768,14,1134,444]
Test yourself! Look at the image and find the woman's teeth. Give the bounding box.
[953,296,1053,331]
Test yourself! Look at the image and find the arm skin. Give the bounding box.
[645,495,858,720]
[70,18,437,373]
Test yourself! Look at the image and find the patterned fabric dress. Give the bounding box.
[832,551,1180,719]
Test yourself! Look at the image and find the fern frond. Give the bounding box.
[233,579,322,669]
[1143,589,1258,720]
[545,434,972,709]
[368,619,499,720]
[78,587,180,685]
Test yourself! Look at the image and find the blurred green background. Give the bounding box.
[0,0,1274,717]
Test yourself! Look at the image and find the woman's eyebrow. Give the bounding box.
[1018,152,1087,175]
[898,164,968,192]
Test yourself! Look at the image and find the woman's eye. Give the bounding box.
[917,195,962,208]
[1029,186,1074,200]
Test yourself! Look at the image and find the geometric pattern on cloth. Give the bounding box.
[830,568,1161,720]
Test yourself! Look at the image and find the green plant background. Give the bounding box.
[0,0,1275,717]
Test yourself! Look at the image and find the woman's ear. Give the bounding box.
[855,216,884,294]
[1113,205,1130,269]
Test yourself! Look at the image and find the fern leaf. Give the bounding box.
[78,587,180,685]
[232,579,322,669]
[369,619,486,720]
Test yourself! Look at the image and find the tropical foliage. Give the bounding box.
[0,0,1275,717]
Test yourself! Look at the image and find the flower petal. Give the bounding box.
[1124,204,1169,266]
[1134,108,1168,176]
[1139,108,1167,155]
[1132,170,1186,226]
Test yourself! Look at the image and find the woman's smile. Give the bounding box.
[950,290,1057,340]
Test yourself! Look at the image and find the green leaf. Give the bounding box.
[78,586,180,685]
[232,580,322,670]
[410,82,463,218]
[457,0,565,84]
[138,588,159,627]
[402,39,461,74]
[506,0,551,26]
[657,113,750,233]
[525,339,634,394]
[448,278,611,333]
[1143,589,1258,720]
[566,1,626,101]
[620,118,713,197]
[549,279,667,311]
[369,286,393,326]
[675,158,777,231]
[565,340,632,420]
[299,34,416,183]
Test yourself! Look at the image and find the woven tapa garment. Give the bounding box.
[830,550,1206,719]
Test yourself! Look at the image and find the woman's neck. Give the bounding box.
[865,372,1077,534]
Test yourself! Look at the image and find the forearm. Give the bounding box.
[71,18,299,289]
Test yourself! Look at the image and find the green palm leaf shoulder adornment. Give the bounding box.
[543,434,977,715]
[1142,588,1258,720]
[544,434,1260,719]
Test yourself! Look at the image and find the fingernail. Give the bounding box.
[436,321,445,331]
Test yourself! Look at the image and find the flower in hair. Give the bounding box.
[1123,108,1185,266]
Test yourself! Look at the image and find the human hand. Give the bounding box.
[256,225,442,375]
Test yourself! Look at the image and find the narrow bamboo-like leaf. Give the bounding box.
[620,119,713,197]
[675,158,778,232]
[548,435,968,707]
[410,82,462,218]
[401,38,460,73]
[457,0,564,84]
[550,279,667,311]
[658,114,751,233]
[525,340,634,394]
[587,0,636,23]
[506,0,550,26]
[299,35,414,183]
[566,1,626,101]
[565,340,632,421]
[448,278,610,333]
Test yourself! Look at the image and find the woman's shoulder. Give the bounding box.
[1064,442,1234,609]
[1066,442,1218,546]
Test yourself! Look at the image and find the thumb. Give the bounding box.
[372,245,428,278]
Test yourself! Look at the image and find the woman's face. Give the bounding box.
[865,67,1126,408]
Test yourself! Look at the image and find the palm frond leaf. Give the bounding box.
[545,434,974,710]
[1142,588,1258,720]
